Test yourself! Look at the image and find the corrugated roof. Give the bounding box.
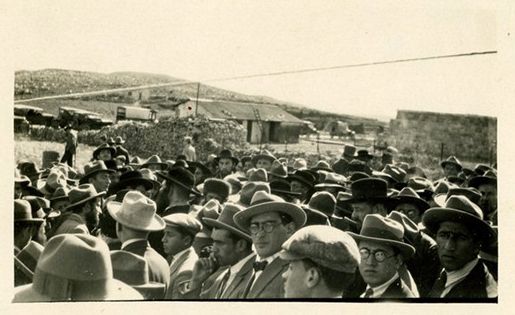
[198,101,303,123]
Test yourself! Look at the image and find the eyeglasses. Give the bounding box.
[249,221,282,235]
[359,248,396,262]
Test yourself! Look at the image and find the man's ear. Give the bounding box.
[305,267,321,289]
[285,222,296,236]
[235,239,247,252]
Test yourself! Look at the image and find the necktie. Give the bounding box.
[364,288,374,298]
[217,270,231,298]
[429,270,447,298]
[253,260,268,272]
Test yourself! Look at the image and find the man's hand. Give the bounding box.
[188,255,219,292]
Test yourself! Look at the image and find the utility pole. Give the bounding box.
[253,107,263,150]
[195,82,200,116]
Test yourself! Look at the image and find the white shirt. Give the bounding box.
[170,247,191,269]
[218,253,256,296]
[120,238,146,250]
[442,258,497,298]
[248,252,281,290]
[361,272,400,298]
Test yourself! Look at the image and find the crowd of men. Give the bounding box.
[13,136,498,301]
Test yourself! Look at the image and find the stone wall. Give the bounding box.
[387,110,496,162]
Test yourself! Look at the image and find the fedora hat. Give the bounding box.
[380,164,407,183]
[342,145,357,159]
[156,166,200,195]
[270,179,301,197]
[440,155,463,171]
[214,149,239,165]
[16,240,44,275]
[79,160,115,185]
[188,161,213,177]
[356,149,374,161]
[346,178,391,204]
[304,191,336,218]
[13,234,142,301]
[390,187,430,213]
[347,159,372,175]
[194,199,222,235]
[15,168,31,186]
[311,160,333,172]
[108,190,165,232]
[422,195,496,245]
[223,174,243,194]
[14,199,44,224]
[203,203,251,241]
[251,150,277,166]
[407,177,434,196]
[348,214,415,259]
[234,190,307,232]
[331,158,349,175]
[468,170,497,189]
[139,168,162,189]
[129,156,144,168]
[287,170,316,188]
[163,213,202,237]
[348,172,370,182]
[473,164,493,176]
[23,195,61,220]
[233,181,271,206]
[37,169,68,194]
[140,155,168,170]
[314,172,347,188]
[268,160,289,179]
[433,187,482,207]
[203,178,231,200]
[247,168,268,182]
[115,136,125,145]
[292,158,308,170]
[111,250,166,299]
[92,143,116,160]
[19,161,44,177]
[65,184,105,211]
[109,170,154,194]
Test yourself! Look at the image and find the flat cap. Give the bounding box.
[279,225,360,274]
[162,213,202,237]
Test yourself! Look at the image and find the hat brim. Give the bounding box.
[203,218,251,241]
[64,191,106,211]
[93,147,117,159]
[111,177,155,193]
[468,176,496,189]
[422,208,496,245]
[140,162,168,170]
[156,172,201,196]
[391,195,430,212]
[287,175,314,188]
[270,188,302,197]
[234,201,307,232]
[79,169,115,185]
[440,161,463,171]
[348,232,415,259]
[107,201,165,232]
[314,183,345,190]
[251,155,276,165]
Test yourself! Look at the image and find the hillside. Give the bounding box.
[14,69,385,129]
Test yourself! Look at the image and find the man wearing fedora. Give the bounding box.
[80,160,115,193]
[114,136,130,164]
[439,155,463,181]
[468,170,497,225]
[251,150,277,172]
[156,166,199,216]
[347,178,392,232]
[52,184,105,236]
[107,190,170,289]
[214,149,239,179]
[332,145,357,176]
[422,195,497,298]
[13,234,143,301]
[280,225,360,298]
[234,191,307,298]
[161,213,202,299]
[287,170,316,204]
[185,203,256,299]
[349,214,416,298]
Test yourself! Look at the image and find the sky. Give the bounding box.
[5,0,505,121]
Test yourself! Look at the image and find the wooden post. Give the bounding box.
[440,143,444,161]
[195,82,200,116]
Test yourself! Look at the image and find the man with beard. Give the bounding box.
[184,203,255,299]
[80,160,115,193]
[214,149,239,179]
[468,170,497,225]
[52,184,104,235]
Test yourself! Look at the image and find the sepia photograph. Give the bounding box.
[4,0,513,312]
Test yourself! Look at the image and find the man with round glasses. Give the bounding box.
[349,214,416,298]
[234,191,307,298]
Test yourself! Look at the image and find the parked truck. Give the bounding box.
[116,105,158,123]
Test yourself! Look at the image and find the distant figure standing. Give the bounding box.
[61,125,77,167]
[182,136,196,162]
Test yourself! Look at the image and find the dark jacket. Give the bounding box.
[381,277,416,298]
[245,257,288,299]
[433,261,497,299]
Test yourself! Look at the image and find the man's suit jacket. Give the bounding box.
[200,254,256,299]
[165,247,198,299]
[380,277,416,298]
[122,239,170,289]
[436,261,497,299]
[245,257,288,299]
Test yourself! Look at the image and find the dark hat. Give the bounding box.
[473,164,493,176]
[107,137,116,145]
[15,168,31,186]
[115,136,125,145]
[433,187,482,207]
[302,206,330,226]
[349,172,370,182]
[163,213,202,237]
[461,168,475,177]
[23,195,60,220]
[347,159,372,175]
[79,160,115,184]
[440,155,463,171]
[390,187,430,213]
[49,186,70,202]
[468,170,497,189]
[287,170,316,188]
[103,159,119,172]
[305,191,336,218]
[268,160,289,179]
[172,159,189,169]
[349,214,415,259]
[422,195,496,245]
[280,225,360,273]
[203,178,231,200]
[92,143,116,160]
[311,160,333,172]
[270,179,301,197]
[251,150,277,166]
[314,172,347,191]
[14,199,44,224]
[406,166,427,179]
[234,190,307,232]
[342,145,357,159]
[214,149,239,165]
[156,167,199,195]
[109,170,154,194]
[140,155,168,170]
[332,158,349,175]
[65,184,105,210]
[356,149,374,161]
[232,181,271,206]
[19,161,44,177]
[380,164,407,183]
[407,177,434,195]
[188,161,213,177]
[347,178,391,204]
[203,203,251,241]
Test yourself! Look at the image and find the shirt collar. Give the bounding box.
[229,252,256,275]
[256,251,281,265]
[121,238,146,250]
[172,247,191,264]
[445,258,479,288]
[365,272,400,298]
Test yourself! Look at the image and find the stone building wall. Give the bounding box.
[388,110,497,162]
